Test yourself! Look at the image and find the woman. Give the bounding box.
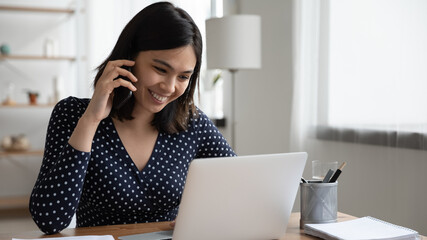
[30,2,235,234]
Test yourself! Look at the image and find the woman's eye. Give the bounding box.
[154,66,166,73]
[179,75,190,80]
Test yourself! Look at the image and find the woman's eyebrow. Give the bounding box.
[153,59,193,74]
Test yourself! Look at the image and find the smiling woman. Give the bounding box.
[93,1,203,134]
[29,2,235,235]
[131,46,196,117]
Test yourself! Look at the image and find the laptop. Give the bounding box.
[173,152,307,240]
[119,152,307,240]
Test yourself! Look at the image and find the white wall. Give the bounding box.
[231,0,427,235]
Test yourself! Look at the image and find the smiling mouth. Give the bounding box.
[149,90,168,103]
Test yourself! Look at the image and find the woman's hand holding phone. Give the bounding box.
[85,59,138,124]
[68,60,137,152]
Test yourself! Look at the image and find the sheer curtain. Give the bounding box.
[291,0,427,235]
[290,0,321,151]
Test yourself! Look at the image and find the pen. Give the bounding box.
[322,169,334,183]
[329,162,347,183]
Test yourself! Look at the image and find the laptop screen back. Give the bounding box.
[172,152,307,240]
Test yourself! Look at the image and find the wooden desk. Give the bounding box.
[0,212,424,240]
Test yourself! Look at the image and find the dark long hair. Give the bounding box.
[94,2,202,134]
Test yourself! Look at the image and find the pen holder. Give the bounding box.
[300,181,337,229]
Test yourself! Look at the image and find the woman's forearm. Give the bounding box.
[30,97,92,234]
[68,113,100,152]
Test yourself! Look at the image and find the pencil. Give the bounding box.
[328,162,347,183]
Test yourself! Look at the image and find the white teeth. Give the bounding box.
[150,91,168,102]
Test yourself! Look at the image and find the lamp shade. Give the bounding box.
[206,15,261,70]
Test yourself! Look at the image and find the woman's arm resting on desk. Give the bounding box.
[30,98,92,234]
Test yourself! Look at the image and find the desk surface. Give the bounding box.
[0,212,425,240]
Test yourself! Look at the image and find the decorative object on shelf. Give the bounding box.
[0,43,11,55]
[205,15,262,151]
[44,38,58,57]
[1,82,16,106]
[1,97,16,106]
[212,72,222,86]
[27,91,39,105]
[1,134,31,152]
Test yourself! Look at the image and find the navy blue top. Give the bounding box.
[30,97,235,234]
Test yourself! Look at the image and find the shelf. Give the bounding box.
[0,104,55,108]
[0,195,29,210]
[0,150,44,157]
[0,55,76,61]
[0,5,75,14]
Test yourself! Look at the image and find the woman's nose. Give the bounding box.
[160,77,175,93]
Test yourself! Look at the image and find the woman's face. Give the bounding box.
[132,45,196,115]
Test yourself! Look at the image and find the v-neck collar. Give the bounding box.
[107,117,161,175]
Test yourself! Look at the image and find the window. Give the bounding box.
[316,0,427,149]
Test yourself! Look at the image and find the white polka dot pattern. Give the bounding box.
[29,97,236,234]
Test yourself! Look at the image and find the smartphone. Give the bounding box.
[112,66,133,110]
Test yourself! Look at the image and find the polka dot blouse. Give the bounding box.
[30,97,235,234]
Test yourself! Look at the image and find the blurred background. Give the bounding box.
[1,0,426,236]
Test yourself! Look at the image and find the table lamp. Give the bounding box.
[205,15,261,150]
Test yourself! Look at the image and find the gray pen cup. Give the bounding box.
[300,181,337,229]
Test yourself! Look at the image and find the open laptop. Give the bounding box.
[119,152,307,240]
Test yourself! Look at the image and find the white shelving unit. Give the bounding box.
[0,0,86,211]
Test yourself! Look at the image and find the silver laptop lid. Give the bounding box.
[172,152,307,240]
